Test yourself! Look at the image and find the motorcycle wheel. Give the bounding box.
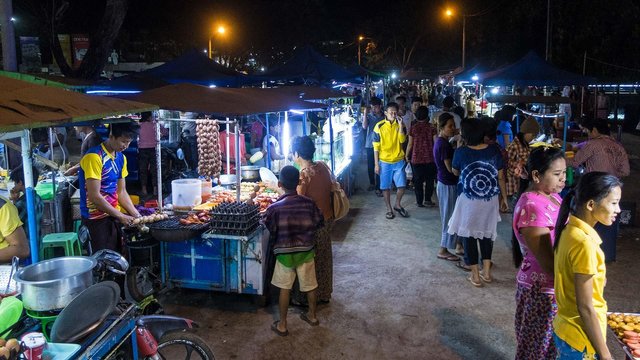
[156,331,215,360]
[126,266,161,302]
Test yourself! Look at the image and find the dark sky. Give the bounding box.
[13,0,640,78]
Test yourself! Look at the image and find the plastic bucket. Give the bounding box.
[171,179,202,210]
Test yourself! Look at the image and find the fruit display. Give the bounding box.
[0,338,20,360]
[608,313,640,359]
[196,119,222,178]
[131,212,169,225]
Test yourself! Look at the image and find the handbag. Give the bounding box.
[330,180,350,221]
[318,161,350,220]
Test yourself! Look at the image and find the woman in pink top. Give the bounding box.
[512,147,566,360]
[138,112,158,196]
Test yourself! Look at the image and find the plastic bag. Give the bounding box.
[404,163,413,180]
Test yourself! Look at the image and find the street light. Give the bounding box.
[358,35,372,66]
[208,25,227,60]
[444,7,466,69]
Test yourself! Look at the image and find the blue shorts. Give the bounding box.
[553,333,599,359]
[379,160,407,190]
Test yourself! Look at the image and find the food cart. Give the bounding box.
[123,84,326,302]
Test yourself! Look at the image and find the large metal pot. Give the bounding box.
[240,166,261,182]
[14,256,96,311]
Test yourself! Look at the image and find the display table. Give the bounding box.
[160,228,269,301]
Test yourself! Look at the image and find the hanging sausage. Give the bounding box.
[195,119,222,179]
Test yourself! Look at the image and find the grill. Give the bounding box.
[148,216,210,242]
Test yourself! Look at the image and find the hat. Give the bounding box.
[520,116,540,134]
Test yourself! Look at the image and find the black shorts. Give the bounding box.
[82,216,123,253]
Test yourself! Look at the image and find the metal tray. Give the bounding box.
[607,311,640,360]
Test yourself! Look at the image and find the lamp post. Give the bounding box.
[208,25,226,60]
[445,8,466,70]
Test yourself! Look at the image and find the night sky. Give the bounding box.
[12,0,640,79]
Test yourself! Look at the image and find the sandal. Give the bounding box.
[479,274,493,283]
[468,276,483,287]
[437,253,460,262]
[455,261,472,272]
[271,321,289,336]
[393,207,409,218]
[385,211,395,219]
[300,312,320,326]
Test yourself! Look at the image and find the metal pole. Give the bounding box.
[581,51,587,116]
[21,130,38,263]
[0,0,17,71]
[328,101,335,172]
[265,114,271,170]
[562,112,568,152]
[302,112,308,135]
[462,16,466,70]
[226,118,231,174]
[48,128,60,232]
[208,37,212,60]
[155,117,163,209]
[235,120,241,202]
[545,0,551,61]
[358,40,361,66]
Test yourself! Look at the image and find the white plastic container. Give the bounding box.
[171,179,202,210]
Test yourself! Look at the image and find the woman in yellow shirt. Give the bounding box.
[553,172,622,360]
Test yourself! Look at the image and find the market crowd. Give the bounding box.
[354,81,629,360]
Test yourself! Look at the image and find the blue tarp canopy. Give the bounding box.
[99,49,246,90]
[259,45,360,83]
[454,64,485,82]
[478,51,596,86]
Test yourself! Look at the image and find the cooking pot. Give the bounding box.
[240,166,261,182]
[14,256,97,311]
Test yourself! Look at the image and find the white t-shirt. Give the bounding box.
[402,111,415,132]
[262,135,280,156]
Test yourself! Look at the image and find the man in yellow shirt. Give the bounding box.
[372,102,408,219]
[0,195,30,263]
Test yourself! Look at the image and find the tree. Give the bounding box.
[42,0,128,80]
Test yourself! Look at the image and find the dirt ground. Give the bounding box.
[155,132,640,360]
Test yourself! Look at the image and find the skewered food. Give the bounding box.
[196,119,222,179]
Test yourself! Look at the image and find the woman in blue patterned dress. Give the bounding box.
[448,118,509,287]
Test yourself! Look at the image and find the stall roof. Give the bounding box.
[266,86,352,101]
[479,51,596,86]
[121,83,326,116]
[0,70,95,90]
[259,45,359,83]
[0,75,157,131]
[486,95,578,104]
[97,49,246,90]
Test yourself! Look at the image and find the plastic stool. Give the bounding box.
[40,232,82,260]
[73,219,82,233]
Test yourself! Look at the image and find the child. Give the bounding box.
[263,165,324,336]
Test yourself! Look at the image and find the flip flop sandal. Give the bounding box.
[300,312,320,326]
[437,254,460,262]
[479,274,493,283]
[385,212,395,219]
[455,250,465,256]
[455,261,472,272]
[467,276,483,287]
[393,207,409,217]
[271,321,289,336]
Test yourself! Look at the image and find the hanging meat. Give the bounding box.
[195,119,222,179]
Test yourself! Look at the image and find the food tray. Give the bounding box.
[607,312,640,360]
[148,217,210,242]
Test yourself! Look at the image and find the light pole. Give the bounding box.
[208,25,226,60]
[445,8,466,70]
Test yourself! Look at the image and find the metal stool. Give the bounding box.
[40,232,82,259]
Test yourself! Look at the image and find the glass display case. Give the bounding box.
[312,106,354,177]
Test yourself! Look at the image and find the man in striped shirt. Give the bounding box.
[263,166,324,336]
[567,118,629,178]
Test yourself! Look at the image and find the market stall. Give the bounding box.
[0,74,157,264]
[122,83,325,300]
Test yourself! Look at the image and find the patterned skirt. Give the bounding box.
[292,221,333,303]
[514,283,557,360]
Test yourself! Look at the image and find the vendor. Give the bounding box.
[64,125,102,176]
[9,165,43,242]
[79,122,142,252]
[262,120,285,172]
[0,195,30,263]
[219,128,248,173]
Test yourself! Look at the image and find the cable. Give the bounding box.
[586,56,640,73]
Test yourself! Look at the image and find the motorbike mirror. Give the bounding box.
[176,148,185,160]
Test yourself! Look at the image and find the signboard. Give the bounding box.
[19,36,41,72]
[56,34,73,68]
[71,34,90,69]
